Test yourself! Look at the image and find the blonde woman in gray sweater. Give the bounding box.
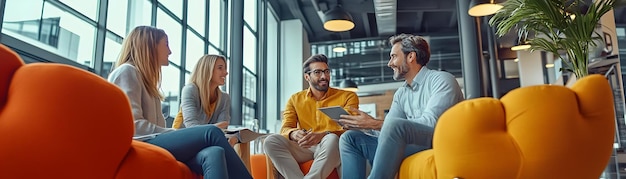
[172,54,230,130]
[107,26,251,179]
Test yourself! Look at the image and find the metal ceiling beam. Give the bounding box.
[285,0,315,39]
[374,0,397,36]
[414,11,424,32]
[448,10,457,28]
[362,13,372,37]
[397,8,456,13]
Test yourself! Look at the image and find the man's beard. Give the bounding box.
[311,79,329,92]
[393,60,410,80]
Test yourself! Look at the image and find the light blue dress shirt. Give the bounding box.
[366,67,464,137]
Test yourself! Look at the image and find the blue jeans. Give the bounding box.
[339,119,433,179]
[146,125,252,179]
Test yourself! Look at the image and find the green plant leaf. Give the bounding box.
[489,0,615,78]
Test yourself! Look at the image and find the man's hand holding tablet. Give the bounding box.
[318,106,350,126]
[338,107,383,130]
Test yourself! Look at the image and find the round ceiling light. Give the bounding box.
[511,44,531,51]
[340,79,358,92]
[323,6,355,32]
[468,0,503,17]
[333,46,347,53]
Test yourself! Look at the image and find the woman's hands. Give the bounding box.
[214,121,229,129]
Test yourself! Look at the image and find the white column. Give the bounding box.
[278,19,310,130]
[517,50,545,87]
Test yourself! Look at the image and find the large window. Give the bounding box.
[241,0,259,127]
[2,0,96,67]
[125,0,153,30]
[156,9,182,65]
[162,64,181,119]
[209,0,222,47]
[106,0,129,36]
[158,0,182,19]
[185,29,204,72]
[187,0,206,36]
[0,0,268,131]
[243,0,257,31]
[102,32,122,78]
[265,5,280,132]
[243,28,257,73]
[59,0,98,21]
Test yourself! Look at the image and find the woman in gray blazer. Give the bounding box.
[172,54,230,129]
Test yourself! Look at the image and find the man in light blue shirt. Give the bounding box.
[338,34,464,179]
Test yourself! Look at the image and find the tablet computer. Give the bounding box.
[318,106,350,120]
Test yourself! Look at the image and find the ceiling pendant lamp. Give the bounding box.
[468,0,503,17]
[323,5,354,32]
[511,43,531,51]
[340,79,358,92]
[333,46,347,53]
[511,37,531,51]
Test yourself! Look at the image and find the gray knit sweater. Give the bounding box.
[179,83,231,128]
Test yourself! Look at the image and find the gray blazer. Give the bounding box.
[179,83,231,128]
[107,63,175,141]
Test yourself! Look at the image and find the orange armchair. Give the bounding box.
[399,75,616,179]
[0,44,193,178]
[250,154,340,179]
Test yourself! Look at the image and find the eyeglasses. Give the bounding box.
[306,69,331,76]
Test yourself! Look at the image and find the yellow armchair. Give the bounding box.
[400,74,616,179]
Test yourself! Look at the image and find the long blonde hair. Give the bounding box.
[190,54,226,116]
[115,26,166,100]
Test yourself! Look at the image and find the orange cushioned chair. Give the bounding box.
[250,154,340,179]
[399,74,616,179]
[0,44,195,179]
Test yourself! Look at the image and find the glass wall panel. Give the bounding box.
[126,0,152,29]
[243,28,256,73]
[226,0,231,56]
[106,0,128,36]
[156,9,182,65]
[41,2,94,67]
[225,59,230,92]
[244,0,257,31]
[186,30,204,71]
[243,69,257,102]
[243,102,255,126]
[209,45,220,55]
[103,33,123,78]
[185,73,191,86]
[2,0,45,41]
[158,0,182,19]
[59,0,98,20]
[2,0,96,67]
[209,0,222,48]
[265,7,279,132]
[161,64,181,119]
[187,0,206,35]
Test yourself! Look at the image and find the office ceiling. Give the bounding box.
[268,0,626,87]
[270,0,463,41]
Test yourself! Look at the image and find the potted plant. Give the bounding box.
[489,0,616,78]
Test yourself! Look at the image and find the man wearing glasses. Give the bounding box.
[264,54,360,179]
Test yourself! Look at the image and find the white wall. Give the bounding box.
[277,19,310,131]
[265,11,280,133]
